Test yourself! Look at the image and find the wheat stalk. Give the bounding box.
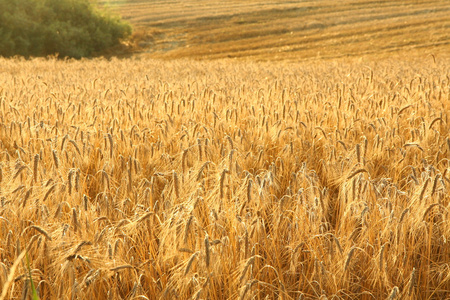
[197,161,211,181]
[399,208,410,224]
[240,256,256,283]
[379,244,385,272]
[344,247,356,272]
[247,178,252,202]
[182,149,188,174]
[407,268,416,296]
[219,169,228,199]
[185,251,200,275]
[428,117,442,129]
[22,187,32,207]
[347,168,368,180]
[61,134,68,151]
[72,208,79,232]
[173,171,180,198]
[398,105,412,115]
[22,225,52,241]
[52,149,59,169]
[33,154,39,183]
[107,133,113,158]
[422,203,445,221]
[431,174,440,196]
[198,138,202,161]
[184,215,194,244]
[356,144,361,164]
[69,139,81,156]
[73,241,92,254]
[13,165,27,181]
[388,286,399,299]
[128,158,132,193]
[43,184,56,202]
[204,234,211,268]
[419,178,431,202]
[110,265,134,272]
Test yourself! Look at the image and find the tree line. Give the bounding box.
[0,0,131,58]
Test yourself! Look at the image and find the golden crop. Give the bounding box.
[0,56,449,299]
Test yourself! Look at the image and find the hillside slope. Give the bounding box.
[100,0,450,60]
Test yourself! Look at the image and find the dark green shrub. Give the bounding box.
[0,0,131,58]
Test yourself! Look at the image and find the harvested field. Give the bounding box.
[100,0,450,60]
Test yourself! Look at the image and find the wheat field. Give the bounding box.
[0,55,449,299]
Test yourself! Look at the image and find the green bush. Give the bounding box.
[0,0,132,58]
